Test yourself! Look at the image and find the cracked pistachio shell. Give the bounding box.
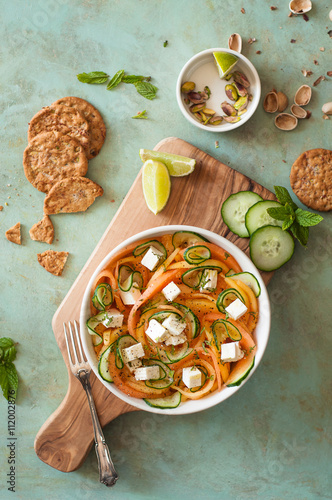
[275,113,298,131]
[291,104,307,119]
[234,96,248,111]
[225,84,238,101]
[322,102,332,115]
[232,71,250,88]
[228,33,242,53]
[221,101,237,116]
[181,81,195,93]
[223,115,241,123]
[263,91,278,113]
[277,91,289,112]
[210,116,223,125]
[289,0,312,15]
[294,85,312,106]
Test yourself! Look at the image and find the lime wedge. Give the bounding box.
[213,52,238,79]
[139,149,196,177]
[142,160,171,215]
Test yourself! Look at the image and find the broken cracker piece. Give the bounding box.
[37,250,69,276]
[29,215,54,244]
[43,176,103,215]
[5,222,21,245]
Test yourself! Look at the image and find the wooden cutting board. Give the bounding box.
[34,137,275,472]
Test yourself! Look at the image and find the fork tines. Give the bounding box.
[64,320,87,366]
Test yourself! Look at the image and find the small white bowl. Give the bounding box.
[80,225,270,415]
[176,48,261,132]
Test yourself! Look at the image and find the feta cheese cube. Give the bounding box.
[146,319,168,343]
[225,298,248,320]
[101,309,124,328]
[162,315,186,336]
[220,341,244,362]
[200,269,218,292]
[141,246,164,271]
[182,367,202,389]
[164,333,187,346]
[127,358,142,372]
[135,365,160,381]
[122,343,145,363]
[162,281,181,302]
[119,276,141,305]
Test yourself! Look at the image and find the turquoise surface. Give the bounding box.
[0,1,331,499]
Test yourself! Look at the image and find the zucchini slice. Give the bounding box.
[183,245,211,265]
[118,265,134,291]
[92,283,113,310]
[133,240,167,261]
[144,391,181,409]
[250,225,295,272]
[116,334,138,369]
[189,366,208,393]
[221,191,263,237]
[245,200,283,235]
[212,319,242,347]
[181,265,223,289]
[86,312,107,346]
[172,231,210,249]
[148,310,182,323]
[216,288,245,313]
[143,359,174,389]
[98,343,115,382]
[165,342,192,363]
[172,302,200,338]
[227,271,261,297]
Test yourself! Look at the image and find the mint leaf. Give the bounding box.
[106,70,125,90]
[132,110,148,119]
[0,338,18,400]
[274,186,298,211]
[267,206,289,221]
[295,208,324,227]
[77,71,109,84]
[122,75,150,84]
[282,218,294,231]
[135,81,158,100]
[5,363,18,399]
[0,338,16,363]
[0,365,9,400]
[290,222,309,247]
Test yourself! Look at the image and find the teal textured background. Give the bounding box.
[0,1,331,499]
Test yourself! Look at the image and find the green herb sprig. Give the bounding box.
[267,186,323,247]
[0,338,18,400]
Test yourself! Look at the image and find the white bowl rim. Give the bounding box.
[80,224,271,415]
[176,47,261,133]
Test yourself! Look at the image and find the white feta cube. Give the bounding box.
[225,298,248,320]
[220,341,244,362]
[127,358,142,372]
[101,309,124,328]
[122,343,145,363]
[135,365,160,381]
[141,246,164,271]
[164,333,187,346]
[162,315,186,336]
[182,367,202,389]
[146,319,168,343]
[119,276,141,305]
[200,269,218,292]
[162,281,181,302]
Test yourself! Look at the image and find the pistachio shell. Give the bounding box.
[289,0,312,15]
[294,85,312,106]
[263,91,278,113]
[277,91,289,112]
[290,104,307,119]
[228,33,242,53]
[275,113,298,131]
[322,102,332,115]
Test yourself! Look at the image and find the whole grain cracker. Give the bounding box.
[5,222,21,244]
[28,105,90,152]
[23,131,88,193]
[29,215,54,244]
[37,250,69,276]
[290,148,332,211]
[43,176,103,214]
[52,97,106,159]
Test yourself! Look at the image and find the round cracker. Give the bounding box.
[290,148,332,212]
[28,105,90,151]
[52,96,106,159]
[43,176,103,214]
[23,131,88,193]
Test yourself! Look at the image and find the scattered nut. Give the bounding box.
[320,47,325,52]
[248,37,257,44]
[301,69,313,77]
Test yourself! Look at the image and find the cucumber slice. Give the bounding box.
[227,271,261,297]
[227,357,255,387]
[98,343,115,382]
[133,240,167,261]
[143,359,174,389]
[149,310,182,322]
[212,319,242,346]
[118,265,134,291]
[172,231,210,249]
[216,288,245,313]
[172,303,200,338]
[190,366,208,393]
[165,342,192,363]
[225,269,235,277]
[86,312,106,345]
[144,391,181,409]
[181,265,223,289]
[116,334,138,369]
[221,191,263,237]
[250,225,295,272]
[245,200,283,235]
[92,283,113,310]
[183,245,211,265]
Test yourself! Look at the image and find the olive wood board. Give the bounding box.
[34,137,275,473]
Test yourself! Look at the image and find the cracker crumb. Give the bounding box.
[320,47,325,52]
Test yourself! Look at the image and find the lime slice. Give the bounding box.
[142,160,171,215]
[139,149,196,177]
[213,52,238,79]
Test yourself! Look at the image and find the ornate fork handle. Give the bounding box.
[77,370,119,487]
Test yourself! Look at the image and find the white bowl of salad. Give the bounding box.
[80,225,270,415]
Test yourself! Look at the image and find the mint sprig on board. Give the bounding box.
[76,71,109,84]
[0,338,18,400]
[132,110,148,119]
[267,186,323,247]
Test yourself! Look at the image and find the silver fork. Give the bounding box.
[64,320,119,487]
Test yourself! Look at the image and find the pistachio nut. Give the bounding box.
[204,116,212,125]
[322,102,332,115]
[224,73,233,81]
[275,113,298,131]
[194,112,204,123]
[238,108,247,116]
[200,111,207,122]
[277,91,288,112]
[228,33,242,53]
[225,84,238,101]
[221,101,237,116]
[294,85,312,106]
[248,94,253,102]
[223,115,241,123]
[203,108,216,116]
[187,92,205,104]
[263,91,278,113]
[204,86,211,98]
[199,90,209,100]
[234,96,248,111]
[210,116,223,125]
[184,98,190,105]
[289,0,312,15]
[181,81,195,93]
[232,71,250,88]
[232,81,248,97]
[290,104,307,119]
[190,103,206,113]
